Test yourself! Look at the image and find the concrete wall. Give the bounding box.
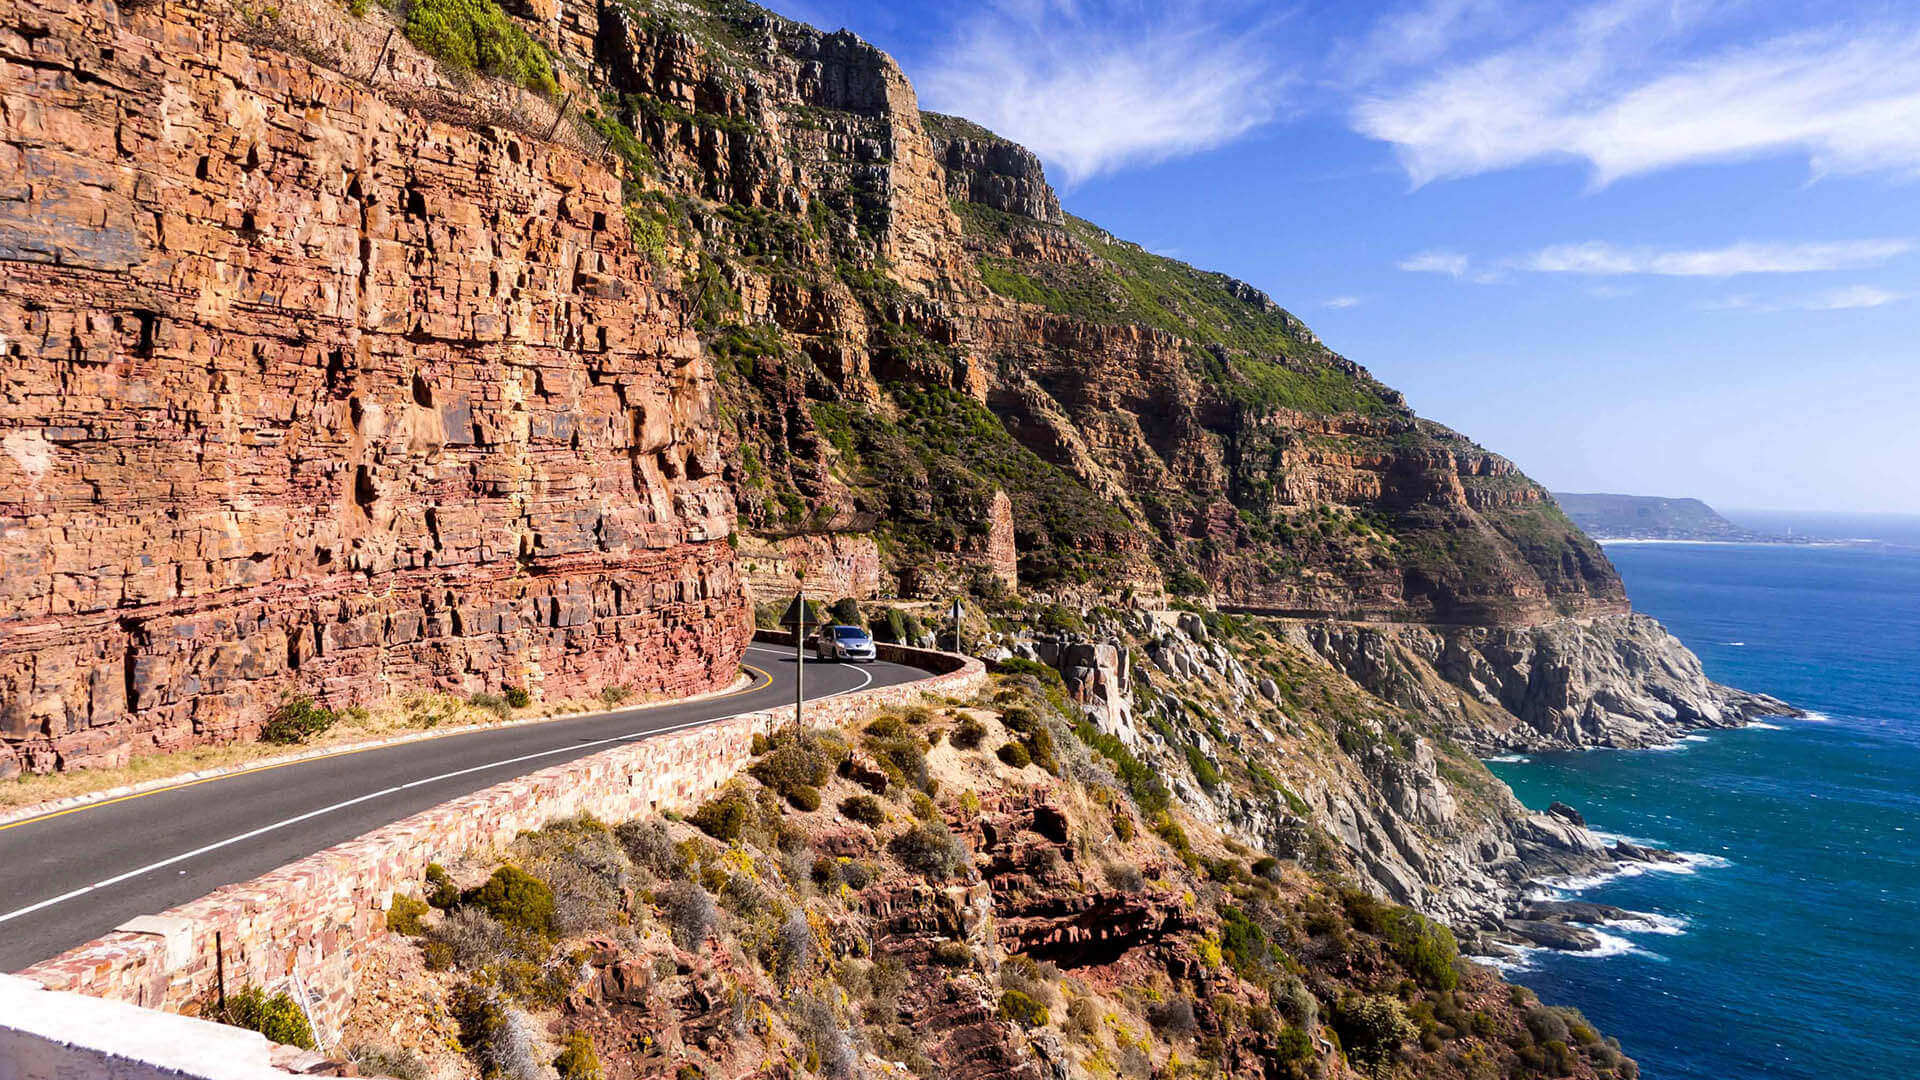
[0,973,299,1079]
[17,646,984,1041]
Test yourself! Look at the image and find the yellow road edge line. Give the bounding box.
[0,664,773,834]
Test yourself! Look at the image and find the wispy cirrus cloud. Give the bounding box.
[917,0,1294,184]
[1521,239,1914,277]
[1397,251,1471,277]
[1353,0,1920,187]
[1323,295,1363,309]
[1703,286,1909,312]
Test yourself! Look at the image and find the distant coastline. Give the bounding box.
[1554,491,1802,544]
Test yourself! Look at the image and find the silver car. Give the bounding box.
[815,624,877,662]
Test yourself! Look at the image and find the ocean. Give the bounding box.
[1486,523,1920,1079]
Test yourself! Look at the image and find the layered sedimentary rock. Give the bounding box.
[0,0,750,774]
[1302,613,1793,750]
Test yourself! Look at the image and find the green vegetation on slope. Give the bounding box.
[404,0,559,95]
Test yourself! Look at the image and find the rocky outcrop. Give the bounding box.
[1302,613,1794,750]
[924,113,1064,225]
[0,0,749,774]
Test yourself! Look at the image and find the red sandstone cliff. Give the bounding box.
[0,0,751,776]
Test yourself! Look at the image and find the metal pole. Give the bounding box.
[952,597,962,654]
[794,586,804,731]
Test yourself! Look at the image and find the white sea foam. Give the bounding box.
[1725,641,1746,646]
[1800,710,1837,723]
[1747,720,1785,730]
[1536,849,1729,892]
[1485,754,1532,763]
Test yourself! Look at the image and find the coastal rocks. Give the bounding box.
[0,0,750,771]
[1304,613,1794,751]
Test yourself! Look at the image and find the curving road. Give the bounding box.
[0,644,926,972]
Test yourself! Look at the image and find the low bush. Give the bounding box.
[426,863,460,909]
[1102,861,1145,892]
[997,741,1031,768]
[260,695,337,744]
[553,1030,603,1080]
[503,685,532,709]
[1147,995,1198,1039]
[469,692,512,720]
[998,988,1050,1027]
[386,893,430,936]
[863,726,931,792]
[350,1045,427,1080]
[889,820,969,880]
[752,729,841,801]
[787,784,822,811]
[597,685,633,708]
[663,880,717,951]
[931,939,974,967]
[218,986,315,1050]
[451,983,543,1080]
[470,866,555,938]
[616,819,675,876]
[839,794,885,827]
[426,906,510,971]
[690,787,754,842]
[1334,994,1416,1078]
[951,714,988,749]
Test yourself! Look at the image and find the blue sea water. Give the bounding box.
[1486,527,1920,1079]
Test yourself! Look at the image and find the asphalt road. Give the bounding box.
[0,644,926,972]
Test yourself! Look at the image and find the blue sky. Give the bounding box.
[780,0,1920,514]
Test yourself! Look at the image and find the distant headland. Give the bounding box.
[1554,492,1801,543]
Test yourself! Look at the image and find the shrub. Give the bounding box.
[864,727,931,792]
[1148,996,1198,1038]
[350,1044,427,1080]
[451,984,543,1080]
[1334,995,1416,1078]
[1074,720,1171,813]
[1525,1006,1570,1046]
[751,729,839,800]
[403,0,559,96]
[787,784,822,812]
[597,685,633,707]
[776,907,814,985]
[890,820,969,880]
[999,989,1049,1027]
[427,906,511,970]
[840,794,886,827]
[951,714,988,749]
[502,685,532,709]
[1184,745,1222,790]
[829,597,864,626]
[931,939,973,967]
[997,741,1031,768]
[470,866,555,937]
[425,863,461,909]
[554,1030,603,1080]
[616,819,675,876]
[219,986,315,1050]
[260,695,337,744]
[1102,861,1145,892]
[690,787,754,841]
[386,893,430,936]
[662,880,717,951]
[469,692,512,720]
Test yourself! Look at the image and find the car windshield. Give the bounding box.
[834,626,868,640]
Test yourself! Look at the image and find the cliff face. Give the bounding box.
[0,0,750,775]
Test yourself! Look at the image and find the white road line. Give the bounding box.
[0,653,898,927]
[0,711,726,927]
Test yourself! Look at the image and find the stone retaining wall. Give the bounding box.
[18,647,983,1035]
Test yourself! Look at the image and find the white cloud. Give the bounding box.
[1324,295,1362,308]
[1700,286,1908,312]
[917,1,1292,184]
[1398,251,1470,277]
[1353,1,1920,187]
[1800,285,1908,310]
[1520,239,1913,277]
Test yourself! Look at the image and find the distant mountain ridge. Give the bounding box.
[1554,492,1784,541]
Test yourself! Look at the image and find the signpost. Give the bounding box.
[951,596,964,655]
[778,589,816,732]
